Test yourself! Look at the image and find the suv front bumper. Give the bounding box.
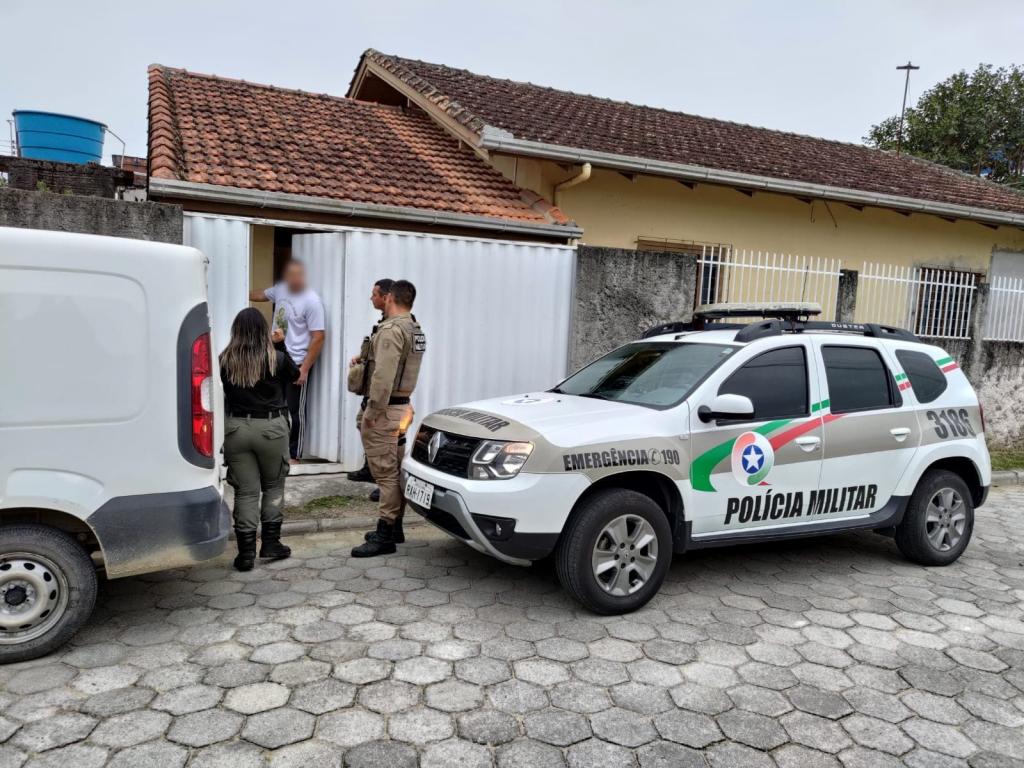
[401,458,588,566]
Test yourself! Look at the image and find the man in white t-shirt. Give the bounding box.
[250,260,326,460]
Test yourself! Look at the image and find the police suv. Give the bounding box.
[402,303,990,614]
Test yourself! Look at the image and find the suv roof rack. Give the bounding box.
[641,320,744,338]
[734,319,921,344]
[695,302,822,321]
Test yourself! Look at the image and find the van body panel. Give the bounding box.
[0,227,226,575]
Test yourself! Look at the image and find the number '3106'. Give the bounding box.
[926,409,974,439]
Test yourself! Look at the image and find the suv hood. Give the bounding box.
[421,393,670,447]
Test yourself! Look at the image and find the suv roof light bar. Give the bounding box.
[694,302,822,321]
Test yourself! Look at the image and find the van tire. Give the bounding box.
[895,470,974,566]
[0,525,97,664]
[556,488,672,615]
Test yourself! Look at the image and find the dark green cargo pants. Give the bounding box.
[224,414,291,533]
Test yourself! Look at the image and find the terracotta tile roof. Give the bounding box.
[359,50,1024,219]
[147,65,572,228]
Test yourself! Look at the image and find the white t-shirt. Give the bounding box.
[264,284,325,366]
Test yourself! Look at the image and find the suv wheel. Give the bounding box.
[556,488,672,614]
[895,470,974,566]
[0,525,97,664]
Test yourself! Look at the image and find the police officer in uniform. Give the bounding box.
[347,278,394,492]
[351,279,425,557]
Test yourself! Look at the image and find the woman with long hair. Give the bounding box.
[220,307,299,571]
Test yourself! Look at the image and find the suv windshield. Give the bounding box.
[554,342,736,409]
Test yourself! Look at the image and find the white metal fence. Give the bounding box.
[984,276,1024,341]
[696,247,843,321]
[856,262,977,339]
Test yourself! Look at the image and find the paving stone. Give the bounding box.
[426,679,485,712]
[524,709,591,746]
[89,710,171,747]
[332,658,391,684]
[458,709,520,745]
[12,713,95,752]
[77,686,154,717]
[548,681,612,714]
[192,741,268,768]
[901,717,977,758]
[780,711,852,753]
[514,659,571,686]
[151,684,222,715]
[318,708,385,747]
[772,743,841,768]
[636,740,706,768]
[488,680,548,714]
[166,707,243,747]
[901,689,969,724]
[394,657,451,685]
[343,739,417,768]
[716,708,788,750]
[593,708,655,749]
[71,665,140,694]
[388,706,455,744]
[669,681,733,715]
[455,657,511,686]
[496,739,566,768]
[240,707,314,748]
[609,682,673,714]
[566,738,637,768]
[224,682,290,714]
[654,710,723,748]
[204,660,269,688]
[106,741,187,768]
[21,744,107,768]
[841,713,915,755]
[705,741,777,768]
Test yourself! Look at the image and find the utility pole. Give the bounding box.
[896,61,920,157]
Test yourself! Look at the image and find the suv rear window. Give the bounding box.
[719,346,809,421]
[823,346,900,414]
[895,350,948,403]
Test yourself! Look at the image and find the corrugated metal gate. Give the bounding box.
[183,214,251,352]
[294,230,575,464]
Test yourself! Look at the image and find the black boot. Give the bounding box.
[351,520,396,557]
[364,515,404,544]
[234,529,257,571]
[369,487,381,502]
[259,521,292,560]
[347,461,374,483]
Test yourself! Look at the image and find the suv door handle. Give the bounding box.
[890,427,911,442]
[794,436,821,452]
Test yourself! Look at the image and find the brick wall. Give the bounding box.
[3,157,134,199]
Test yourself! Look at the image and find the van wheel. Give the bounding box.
[0,525,97,664]
[556,488,672,615]
[895,470,974,566]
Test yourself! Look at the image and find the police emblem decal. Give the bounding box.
[731,431,774,486]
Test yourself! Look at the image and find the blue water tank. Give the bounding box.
[13,111,106,164]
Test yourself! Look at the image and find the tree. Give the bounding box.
[866,65,1024,189]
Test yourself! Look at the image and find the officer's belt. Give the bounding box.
[389,396,411,405]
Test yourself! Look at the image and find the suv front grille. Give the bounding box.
[412,426,481,478]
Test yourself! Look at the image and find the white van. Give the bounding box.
[0,227,228,662]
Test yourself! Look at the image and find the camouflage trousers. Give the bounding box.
[360,404,414,524]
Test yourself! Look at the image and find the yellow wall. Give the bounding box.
[491,159,1024,273]
[250,225,275,324]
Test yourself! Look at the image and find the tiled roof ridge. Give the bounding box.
[367,50,901,156]
[154,63,410,115]
[147,64,187,180]
[364,49,488,134]
[897,151,1024,201]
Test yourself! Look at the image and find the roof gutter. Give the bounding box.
[478,129,1024,230]
[148,178,582,240]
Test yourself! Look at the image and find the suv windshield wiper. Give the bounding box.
[577,392,611,400]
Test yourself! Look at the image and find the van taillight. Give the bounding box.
[191,332,213,457]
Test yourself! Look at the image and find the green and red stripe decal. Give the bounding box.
[895,372,912,392]
[691,399,842,492]
[936,355,959,373]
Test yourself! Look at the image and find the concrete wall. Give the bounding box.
[0,188,182,243]
[971,342,1024,449]
[571,246,696,370]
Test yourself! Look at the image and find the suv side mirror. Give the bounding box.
[698,394,755,423]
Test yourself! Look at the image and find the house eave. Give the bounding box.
[148,178,582,240]
[478,129,1024,230]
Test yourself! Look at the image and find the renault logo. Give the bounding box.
[427,431,447,463]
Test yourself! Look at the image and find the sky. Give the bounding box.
[2,0,1023,165]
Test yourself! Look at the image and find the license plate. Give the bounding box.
[405,474,435,508]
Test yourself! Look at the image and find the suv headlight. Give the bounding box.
[470,441,534,480]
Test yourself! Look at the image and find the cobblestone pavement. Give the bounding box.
[3,488,1024,768]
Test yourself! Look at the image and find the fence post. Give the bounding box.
[836,269,859,323]
[965,281,989,380]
